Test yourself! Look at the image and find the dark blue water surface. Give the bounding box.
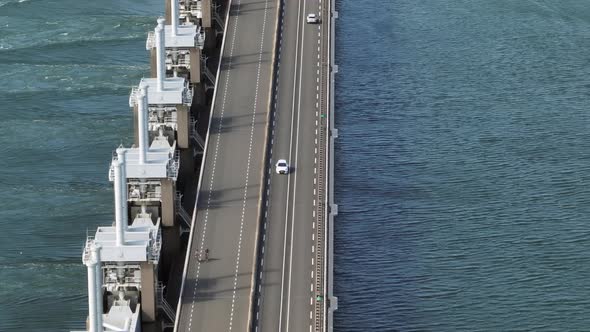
[334,0,590,331]
[3,0,590,331]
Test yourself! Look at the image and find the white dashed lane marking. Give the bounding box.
[228,0,270,330]
[187,0,243,330]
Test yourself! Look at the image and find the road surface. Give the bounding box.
[175,0,278,331]
[255,0,329,330]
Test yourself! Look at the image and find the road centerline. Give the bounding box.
[228,0,270,330]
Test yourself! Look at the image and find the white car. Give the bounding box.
[306,13,320,24]
[275,159,289,174]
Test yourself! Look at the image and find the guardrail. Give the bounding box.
[313,0,330,329]
[316,0,338,331]
[156,282,176,322]
[326,0,339,331]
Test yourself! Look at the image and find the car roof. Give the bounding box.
[277,159,287,163]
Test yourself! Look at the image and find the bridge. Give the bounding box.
[72,0,337,331]
[175,0,337,330]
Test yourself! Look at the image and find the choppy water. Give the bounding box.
[334,0,590,331]
[3,0,590,331]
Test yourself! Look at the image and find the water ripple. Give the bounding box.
[335,0,590,330]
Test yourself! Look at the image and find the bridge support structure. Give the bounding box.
[72,1,227,331]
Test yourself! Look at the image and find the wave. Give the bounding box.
[0,0,28,7]
[0,62,146,95]
[0,261,80,270]
[0,15,154,51]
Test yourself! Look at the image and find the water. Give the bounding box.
[2,0,590,331]
[334,0,590,331]
[0,0,162,330]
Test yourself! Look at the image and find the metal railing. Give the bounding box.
[148,113,178,131]
[200,54,217,84]
[213,5,224,30]
[103,275,142,288]
[183,84,194,105]
[149,226,162,264]
[175,192,192,228]
[128,181,163,201]
[196,28,206,49]
[156,282,176,322]
[180,0,203,24]
[313,1,332,330]
[191,132,205,150]
[190,117,206,150]
[167,150,180,180]
[128,189,162,201]
[176,54,191,68]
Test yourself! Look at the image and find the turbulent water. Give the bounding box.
[2,0,590,331]
[334,0,590,331]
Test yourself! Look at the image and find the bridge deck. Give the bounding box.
[175,0,278,330]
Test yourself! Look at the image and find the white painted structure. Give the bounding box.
[146,17,204,52]
[110,141,178,181]
[135,19,193,107]
[89,142,162,264]
[84,244,103,332]
[134,77,191,107]
[146,13,205,83]
[102,303,141,332]
[73,0,214,330]
[132,18,194,150]
[76,142,163,332]
[113,85,180,182]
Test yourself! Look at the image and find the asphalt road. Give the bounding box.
[175,0,278,331]
[255,0,329,331]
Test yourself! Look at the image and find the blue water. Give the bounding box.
[3,0,590,331]
[334,0,590,331]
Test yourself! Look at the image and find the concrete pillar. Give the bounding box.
[165,0,171,24]
[86,245,103,332]
[117,148,128,229]
[113,156,126,247]
[156,19,166,92]
[202,0,212,28]
[177,105,190,149]
[132,104,139,146]
[94,247,103,332]
[140,262,157,323]
[86,252,97,332]
[171,0,178,37]
[138,86,149,164]
[161,179,177,227]
[189,48,201,84]
[150,48,157,78]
